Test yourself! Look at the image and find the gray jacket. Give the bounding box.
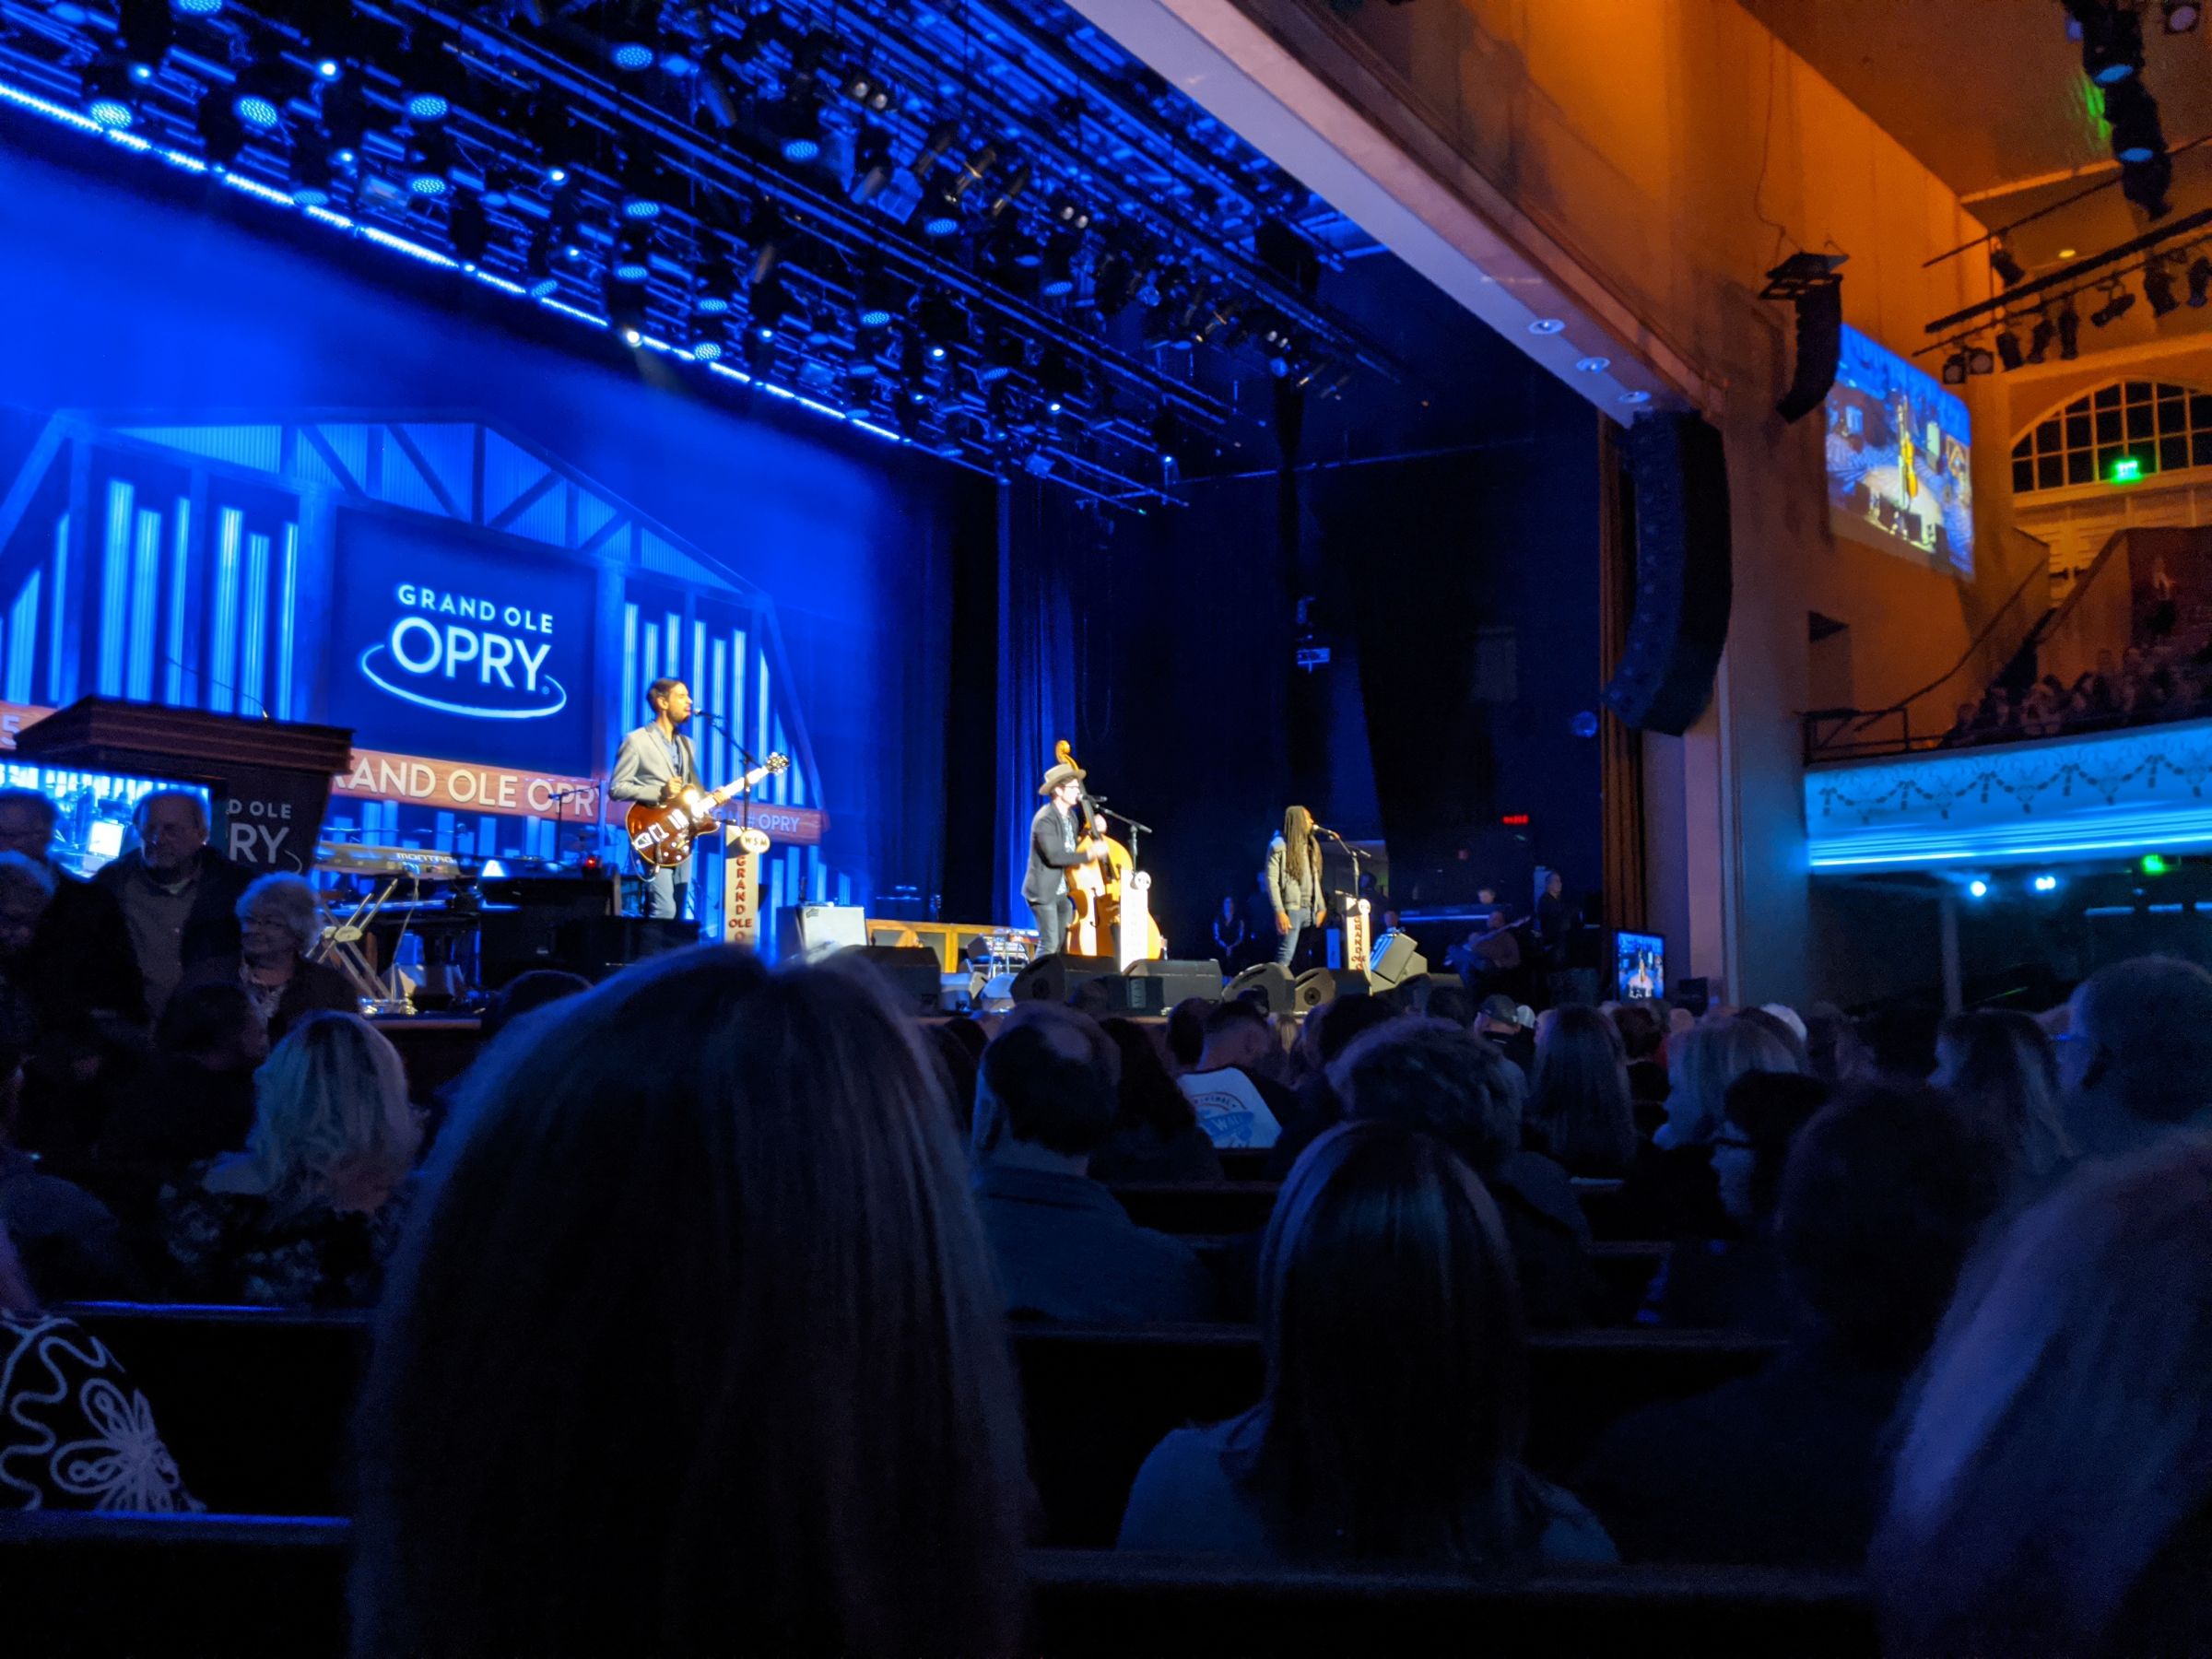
[609,722,700,806]
[1266,832,1322,918]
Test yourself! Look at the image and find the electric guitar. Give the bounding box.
[625,754,789,868]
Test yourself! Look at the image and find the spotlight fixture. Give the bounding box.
[909,119,959,181]
[230,58,286,131]
[1990,240,2028,288]
[402,36,453,122]
[118,0,173,80]
[746,201,790,286]
[2189,256,2212,308]
[695,247,739,314]
[2058,305,2081,359]
[1037,349,1083,414]
[524,228,559,298]
[2163,0,2202,31]
[174,0,223,14]
[604,272,647,340]
[2090,284,2136,326]
[608,0,664,71]
[841,65,897,113]
[2145,258,2181,316]
[2104,78,2166,163]
[750,272,792,339]
[83,55,141,129]
[909,177,961,240]
[850,126,895,205]
[288,142,335,206]
[980,331,1025,382]
[2026,314,2055,364]
[447,192,490,268]
[526,100,581,184]
[1050,194,1092,232]
[618,149,664,219]
[854,266,898,330]
[194,89,247,169]
[1968,345,1995,376]
[1038,236,1077,299]
[319,77,367,167]
[405,127,454,196]
[987,161,1032,219]
[2079,1,2145,84]
[915,290,965,359]
[1996,328,2024,371]
[771,84,823,164]
[951,143,999,205]
[611,220,653,283]
[478,162,519,210]
[1941,351,1968,386]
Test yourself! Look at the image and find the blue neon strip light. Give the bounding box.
[710,636,728,788]
[275,522,298,720]
[241,529,270,717]
[209,508,241,713]
[728,628,747,761]
[165,496,191,706]
[757,651,770,773]
[621,604,639,732]
[6,571,39,704]
[47,512,68,704]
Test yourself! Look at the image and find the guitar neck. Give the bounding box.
[706,762,775,806]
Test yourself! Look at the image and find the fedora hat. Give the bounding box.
[1038,760,1086,796]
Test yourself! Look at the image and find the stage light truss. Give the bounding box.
[0,0,1400,511]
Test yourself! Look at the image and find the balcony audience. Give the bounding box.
[0,1227,194,1512]
[969,1004,1211,1324]
[159,1011,420,1308]
[1583,1081,2009,1566]
[175,874,355,1042]
[352,948,1029,1659]
[1874,1135,2212,1658]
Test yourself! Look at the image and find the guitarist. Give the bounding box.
[610,677,700,921]
[1025,758,1105,958]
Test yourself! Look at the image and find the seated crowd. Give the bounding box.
[1943,638,2212,748]
[6,774,2212,1654]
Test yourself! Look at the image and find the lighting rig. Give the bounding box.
[0,0,1398,510]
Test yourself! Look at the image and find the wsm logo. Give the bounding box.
[359,582,569,721]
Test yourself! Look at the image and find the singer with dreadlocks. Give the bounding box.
[1265,806,1325,971]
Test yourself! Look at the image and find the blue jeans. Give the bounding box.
[1274,906,1314,968]
[640,863,688,921]
[1033,895,1074,959]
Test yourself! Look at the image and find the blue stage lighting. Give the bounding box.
[234,92,279,130]
[2033,874,2060,893]
[1968,878,1989,899]
[89,96,135,127]
[175,0,222,12]
[622,197,661,220]
[527,271,559,298]
[1528,317,1566,335]
[611,41,656,72]
[782,134,821,164]
[410,173,449,197]
[316,58,341,80]
[406,91,448,122]
[694,337,724,361]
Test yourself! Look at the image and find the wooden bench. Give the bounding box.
[0,1513,1877,1657]
[65,1305,1778,1544]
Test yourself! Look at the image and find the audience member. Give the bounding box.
[477,969,594,1044]
[91,788,250,1017]
[1118,1122,1615,1564]
[0,788,146,1028]
[1618,1014,1797,1241]
[0,1227,194,1512]
[1090,1017,1224,1182]
[1583,1082,2008,1565]
[1525,1005,1638,1179]
[1210,895,1247,965]
[968,1005,1210,1324]
[100,982,269,1166]
[0,1040,142,1301]
[176,874,355,1042]
[160,1011,420,1307]
[1641,1070,1829,1333]
[2055,955,2212,1158]
[1330,1019,1594,1327]
[1873,1135,2212,1657]
[1738,1003,1812,1072]
[1164,996,1211,1074]
[1475,994,1537,1076]
[1265,994,1403,1178]
[1176,999,1298,1151]
[1801,1001,1875,1087]
[1932,1007,2073,1195]
[353,947,1030,1659]
[924,1019,983,1135]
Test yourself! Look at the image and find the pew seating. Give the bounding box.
[0,1512,1877,1658]
[62,1304,1780,1543]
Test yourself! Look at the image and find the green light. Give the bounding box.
[2143,853,2170,875]
[2112,455,2145,484]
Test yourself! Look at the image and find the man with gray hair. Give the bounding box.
[94,787,251,1016]
[0,786,144,1028]
[2059,955,2212,1159]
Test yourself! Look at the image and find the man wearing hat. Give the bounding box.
[1025,759,1105,957]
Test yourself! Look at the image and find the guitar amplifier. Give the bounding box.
[837,945,943,1013]
[478,876,621,988]
[551,917,699,982]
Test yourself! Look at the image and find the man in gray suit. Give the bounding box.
[609,677,700,921]
[1025,758,1103,958]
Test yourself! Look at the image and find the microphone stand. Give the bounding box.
[1316,826,1369,959]
[1092,803,1154,866]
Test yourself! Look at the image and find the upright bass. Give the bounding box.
[1052,739,1164,961]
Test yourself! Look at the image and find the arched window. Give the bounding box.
[2011,380,2212,494]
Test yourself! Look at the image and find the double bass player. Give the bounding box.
[1025,753,1106,958]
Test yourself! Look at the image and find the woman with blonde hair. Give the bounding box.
[160,1011,420,1307]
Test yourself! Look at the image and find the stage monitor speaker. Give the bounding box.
[551,916,698,982]
[1368,932,1429,992]
[1128,958,1225,1013]
[477,876,619,988]
[841,945,942,1012]
[784,902,867,961]
[1603,412,1732,736]
[1292,968,1338,1011]
[1010,953,1122,1006]
[1222,963,1295,1016]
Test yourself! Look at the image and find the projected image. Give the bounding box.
[1825,325,1974,579]
[1614,929,1665,1002]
